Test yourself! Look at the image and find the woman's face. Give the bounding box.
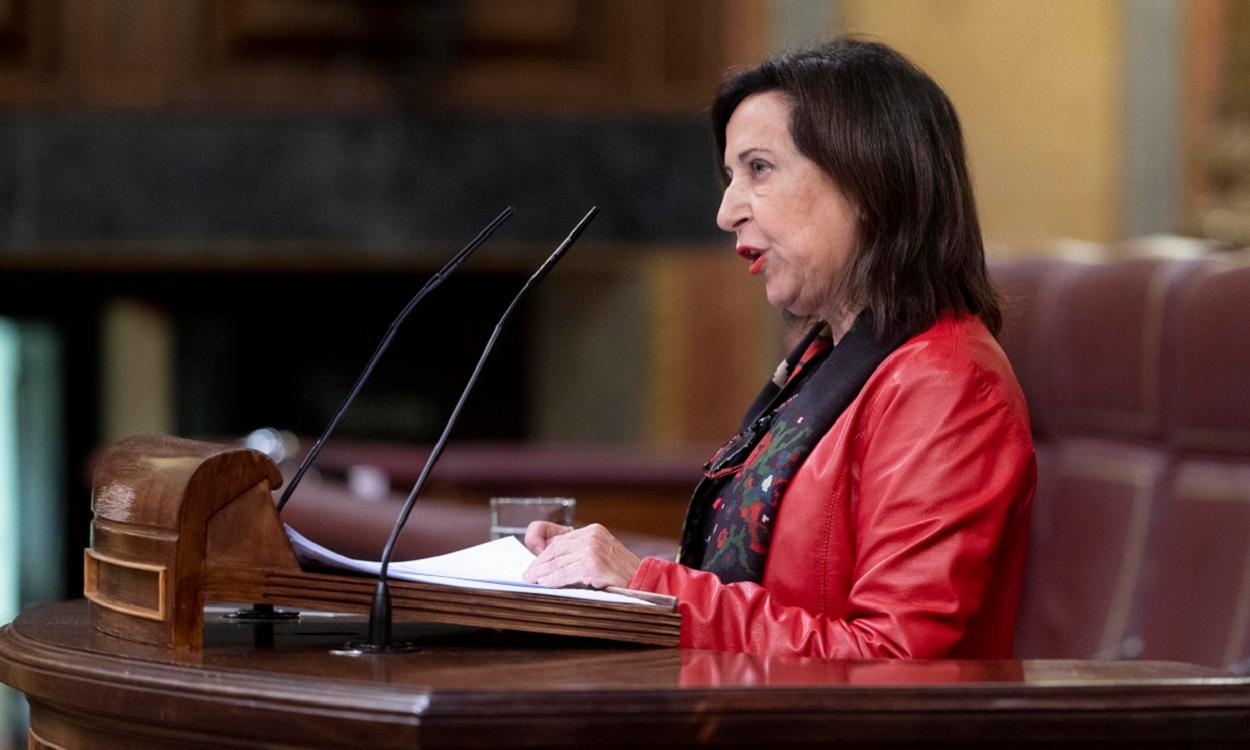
[717,91,859,321]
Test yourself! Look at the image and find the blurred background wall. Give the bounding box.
[0,0,1247,741]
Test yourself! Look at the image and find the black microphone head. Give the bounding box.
[530,207,599,284]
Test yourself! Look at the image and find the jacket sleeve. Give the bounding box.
[629,353,1036,658]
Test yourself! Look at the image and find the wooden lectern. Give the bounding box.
[83,434,679,655]
[2,435,1249,747]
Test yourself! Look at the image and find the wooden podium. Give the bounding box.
[3,600,1250,748]
[1,434,1248,747]
[82,434,679,654]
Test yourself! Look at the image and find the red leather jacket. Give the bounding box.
[630,314,1035,658]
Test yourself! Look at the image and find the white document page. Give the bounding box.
[284,525,654,607]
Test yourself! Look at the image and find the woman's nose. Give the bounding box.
[716,182,749,233]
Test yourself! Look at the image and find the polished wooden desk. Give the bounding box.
[2,600,1249,749]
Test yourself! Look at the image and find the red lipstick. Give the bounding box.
[738,245,766,275]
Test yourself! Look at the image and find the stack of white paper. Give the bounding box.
[284,525,654,607]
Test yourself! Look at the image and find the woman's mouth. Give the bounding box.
[738,246,767,275]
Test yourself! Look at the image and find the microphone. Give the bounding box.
[274,206,514,514]
[228,208,512,625]
[354,206,600,652]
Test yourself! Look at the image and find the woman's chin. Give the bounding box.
[763,287,795,312]
[766,293,811,319]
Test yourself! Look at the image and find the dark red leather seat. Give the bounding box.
[1127,259,1250,670]
[993,257,1066,438]
[1016,439,1168,659]
[998,257,1200,660]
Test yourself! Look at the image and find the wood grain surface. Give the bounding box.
[2,600,1250,748]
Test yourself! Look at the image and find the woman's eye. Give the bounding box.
[749,160,771,177]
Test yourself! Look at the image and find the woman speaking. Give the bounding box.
[523,38,1035,660]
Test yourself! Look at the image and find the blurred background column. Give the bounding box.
[1124,0,1183,237]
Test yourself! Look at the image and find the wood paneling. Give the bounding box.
[1186,0,1250,244]
[646,251,780,443]
[0,0,768,113]
[0,0,60,105]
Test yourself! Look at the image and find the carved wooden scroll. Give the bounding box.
[86,434,293,653]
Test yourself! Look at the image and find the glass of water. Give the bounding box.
[489,497,575,542]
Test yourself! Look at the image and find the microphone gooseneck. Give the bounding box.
[362,206,600,651]
[274,206,514,515]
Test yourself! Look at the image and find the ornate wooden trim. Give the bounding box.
[82,548,167,623]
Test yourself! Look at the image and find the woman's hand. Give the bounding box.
[523,521,573,555]
[522,522,641,589]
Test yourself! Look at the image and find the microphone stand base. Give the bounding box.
[341,640,421,654]
[225,604,301,621]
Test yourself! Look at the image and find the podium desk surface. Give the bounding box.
[2,600,1249,749]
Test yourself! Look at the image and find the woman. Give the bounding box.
[523,39,1035,659]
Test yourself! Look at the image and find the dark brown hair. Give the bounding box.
[713,38,1001,338]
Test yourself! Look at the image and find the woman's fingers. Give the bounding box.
[523,520,572,554]
[522,525,585,584]
[522,524,641,589]
[522,547,578,586]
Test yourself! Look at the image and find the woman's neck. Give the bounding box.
[824,308,859,345]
